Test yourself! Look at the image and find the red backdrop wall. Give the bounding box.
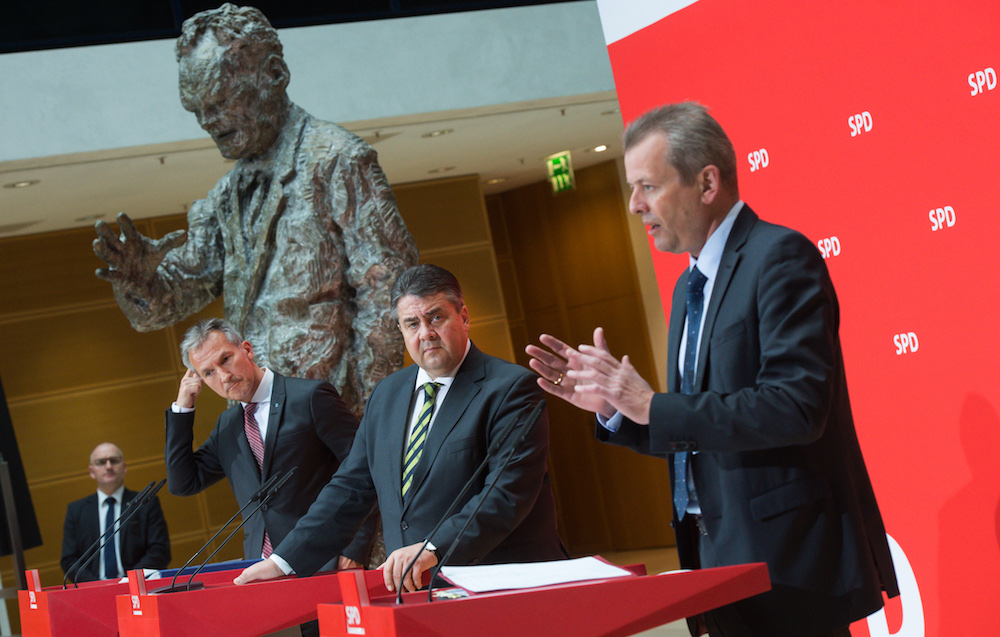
[599,1,1000,635]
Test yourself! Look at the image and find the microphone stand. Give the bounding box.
[183,467,297,592]
[154,471,284,594]
[395,400,544,604]
[67,478,167,588]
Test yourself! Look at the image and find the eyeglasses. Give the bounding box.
[91,456,124,467]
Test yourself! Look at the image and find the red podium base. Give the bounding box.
[319,562,770,637]
[116,568,388,637]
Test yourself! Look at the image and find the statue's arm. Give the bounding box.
[93,199,224,332]
[332,150,419,396]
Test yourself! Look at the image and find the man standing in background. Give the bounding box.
[61,442,170,582]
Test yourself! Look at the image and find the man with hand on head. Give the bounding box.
[234,264,566,593]
[167,318,371,569]
[527,103,898,636]
[61,443,170,582]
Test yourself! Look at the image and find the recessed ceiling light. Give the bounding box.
[3,179,40,189]
[588,145,609,153]
[485,177,507,185]
[421,129,454,138]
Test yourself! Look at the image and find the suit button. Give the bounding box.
[401,521,408,531]
[261,503,269,511]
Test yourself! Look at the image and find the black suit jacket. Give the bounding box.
[276,344,566,576]
[601,205,899,635]
[165,373,369,561]
[61,488,170,582]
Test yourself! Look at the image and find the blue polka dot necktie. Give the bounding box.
[674,266,707,520]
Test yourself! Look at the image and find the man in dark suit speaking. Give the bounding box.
[166,318,370,566]
[527,103,899,636]
[61,443,171,582]
[235,264,566,593]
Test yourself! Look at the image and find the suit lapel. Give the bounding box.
[261,373,287,479]
[696,205,755,390]
[402,345,485,514]
[667,271,688,393]
[385,366,420,513]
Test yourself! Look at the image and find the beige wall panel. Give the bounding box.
[0,226,110,318]
[466,320,514,363]
[394,176,490,251]
[22,478,90,570]
[9,378,183,480]
[420,246,504,321]
[490,187,561,315]
[0,306,173,400]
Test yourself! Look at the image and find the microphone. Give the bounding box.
[154,471,285,594]
[395,399,544,604]
[426,400,545,601]
[63,480,164,588]
[178,467,297,593]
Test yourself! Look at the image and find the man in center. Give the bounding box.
[235,264,566,592]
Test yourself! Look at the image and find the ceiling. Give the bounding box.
[0,92,625,239]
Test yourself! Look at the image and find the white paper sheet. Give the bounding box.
[440,556,633,593]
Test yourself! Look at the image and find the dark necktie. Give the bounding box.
[103,497,118,579]
[402,382,441,497]
[243,402,272,557]
[674,266,708,519]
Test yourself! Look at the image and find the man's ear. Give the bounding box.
[698,165,722,204]
[262,54,290,91]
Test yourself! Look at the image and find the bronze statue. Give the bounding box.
[93,4,418,417]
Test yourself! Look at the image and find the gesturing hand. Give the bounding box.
[93,212,186,288]
[526,328,616,418]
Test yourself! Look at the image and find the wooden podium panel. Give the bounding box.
[116,568,388,637]
[319,562,770,637]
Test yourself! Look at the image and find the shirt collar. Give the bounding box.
[690,200,743,278]
[98,485,126,505]
[245,367,274,407]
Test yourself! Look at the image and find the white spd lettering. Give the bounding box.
[968,67,997,95]
[849,111,873,137]
[928,206,956,231]
[893,332,919,355]
[816,236,841,259]
[747,148,769,172]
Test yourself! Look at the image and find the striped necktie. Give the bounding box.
[402,382,441,497]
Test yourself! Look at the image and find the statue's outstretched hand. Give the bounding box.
[93,212,186,287]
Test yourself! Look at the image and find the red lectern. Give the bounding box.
[319,562,770,637]
[116,567,388,637]
[18,568,263,637]
[19,569,129,637]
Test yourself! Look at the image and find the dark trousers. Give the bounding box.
[690,517,853,637]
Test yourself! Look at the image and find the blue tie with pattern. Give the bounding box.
[674,266,707,520]
[103,497,118,579]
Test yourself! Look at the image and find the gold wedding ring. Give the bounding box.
[553,372,564,386]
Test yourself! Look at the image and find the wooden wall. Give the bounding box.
[486,160,676,555]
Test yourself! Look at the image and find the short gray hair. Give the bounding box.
[389,264,464,322]
[623,102,738,192]
[180,318,244,369]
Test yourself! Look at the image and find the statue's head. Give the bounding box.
[176,3,290,160]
